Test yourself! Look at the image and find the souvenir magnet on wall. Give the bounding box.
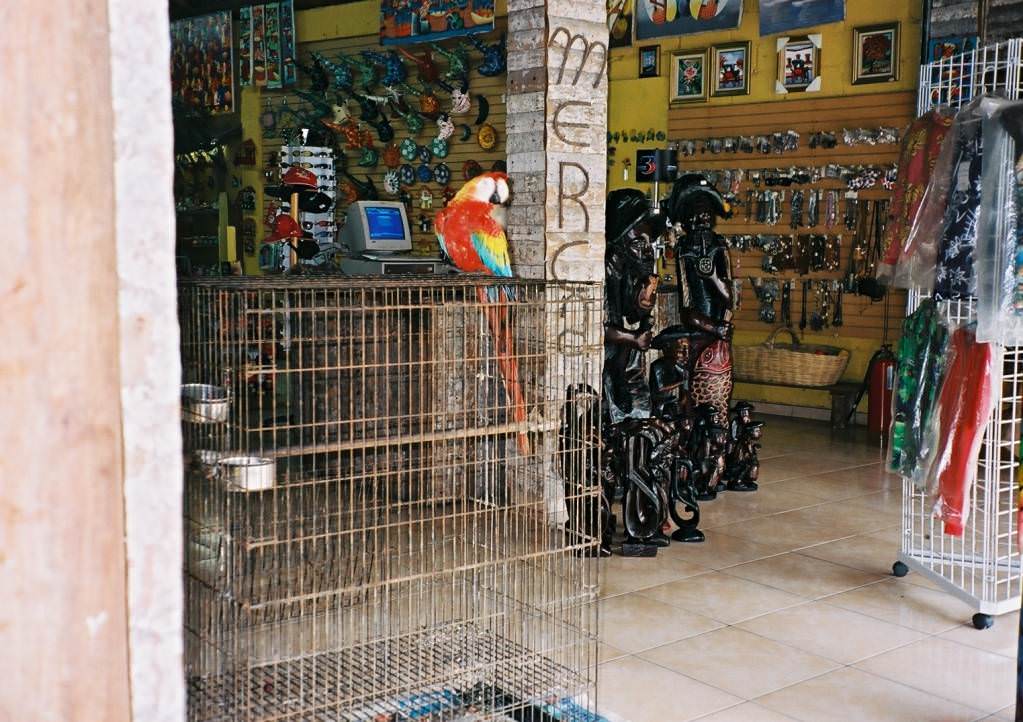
[339,180,358,205]
[430,137,449,158]
[399,163,415,185]
[239,186,257,212]
[261,98,277,133]
[477,124,497,151]
[459,124,472,141]
[234,139,257,166]
[399,190,412,210]
[416,163,433,183]
[436,115,454,141]
[463,160,483,180]
[419,189,433,209]
[442,186,456,205]
[419,214,432,233]
[383,170,400,195]
[383,143,401,168]
[491,160,506,173]
[241,219,257,254]
[417,144,432,164]
[434,163,450,185]
[474,95,490,125]
[451,87,471,115]
[400,138,418,161]
[358,147,379,167]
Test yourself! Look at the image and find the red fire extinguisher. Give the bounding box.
[867,345,896,435]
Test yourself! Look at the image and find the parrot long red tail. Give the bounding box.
[477,287,530,456]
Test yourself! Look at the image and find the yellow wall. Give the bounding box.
[608,0,924,193]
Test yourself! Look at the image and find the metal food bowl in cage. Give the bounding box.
[181,383,230,424]
[219,456,275,492]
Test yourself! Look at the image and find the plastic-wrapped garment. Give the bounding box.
[974,97,1023,344]
[896,98,982,290]
[922,325,998,536]
[877,109,955,282]
[889,299,949,484]
[933,113,984,300]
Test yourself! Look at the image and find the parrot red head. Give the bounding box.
[453,171,511,207]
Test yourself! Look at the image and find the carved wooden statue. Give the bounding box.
[723,401,763,492]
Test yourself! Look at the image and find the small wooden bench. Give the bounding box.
[735,379,862,430]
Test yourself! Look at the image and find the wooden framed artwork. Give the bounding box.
[776,34,822,94]
[712,41,750,97]
[853,23,899,84]
[638,45,660,78]
[670,49,707,104]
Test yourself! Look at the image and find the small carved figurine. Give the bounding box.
[723,401,763,492]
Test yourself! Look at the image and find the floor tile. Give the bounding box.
[598,642,627,663]
[754,453,866,483]
[599,553,710,598]
[697,486,824,530]
[723,552,884,599]
[659,529,791,570]
[939,612,1021,659]
[598,655,742,722]
[712,503,885,551]
[639,627,839,699]
[855,637,1016,713]
[755,667,985,722]
[692,701,797,721]
[598,593,723,655]
[736,600,925,664]
[638,571,806,624]
[798,531,905,580]
[994,704,1016,720]
[825,578,975,634]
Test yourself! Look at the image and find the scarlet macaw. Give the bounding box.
[435,172,530,455]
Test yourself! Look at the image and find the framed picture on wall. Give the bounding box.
[712,41,750,96]
[776,35,822,94]
[638,45,660,77]
[670,49,707,104]
[853,23,899,84]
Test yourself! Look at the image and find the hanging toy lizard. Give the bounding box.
[396,47,441,84]
[435,172,530,455]
[430,42,470,81]
[310,52,352,92]
[465,34,507,77]
[361,49,407,87]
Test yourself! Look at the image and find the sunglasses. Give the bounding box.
[302,220,336,229]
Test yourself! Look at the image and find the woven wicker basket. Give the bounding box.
[733,327,850,388]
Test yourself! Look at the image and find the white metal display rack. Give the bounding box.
[896,38,1023,628]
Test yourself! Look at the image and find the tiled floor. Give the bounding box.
[596,416,1019,722]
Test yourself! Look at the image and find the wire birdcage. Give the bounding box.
[899,39,1023,625]
[179,276,603,721]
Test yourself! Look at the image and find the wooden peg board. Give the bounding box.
[666,90,916,342]
[260,21,508,256]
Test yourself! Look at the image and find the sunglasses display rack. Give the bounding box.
[279,144,336,266]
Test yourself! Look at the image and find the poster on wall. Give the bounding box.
[926,35,978,105]
[238,6,253,86]
[264,2,283,89]
[251,4,267,86]
[280,0,297,86]
[759,0,844,37]
[636,0,741,41]
[608,0,633,49]
[380,0,496,45]
[170,10,234,114]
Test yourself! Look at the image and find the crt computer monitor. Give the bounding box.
[341,200,412,254]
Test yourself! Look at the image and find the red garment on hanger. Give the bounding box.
[932,327,996,536]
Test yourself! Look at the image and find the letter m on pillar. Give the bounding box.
[548,26,608,88]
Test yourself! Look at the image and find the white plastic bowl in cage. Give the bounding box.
[181,383,230,424]
[219,456,275,492]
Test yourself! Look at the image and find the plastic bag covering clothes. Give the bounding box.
[889,299,949,485]
[974,97,1023,344]
[890,99,984,291]
[933,106,984,300]
[877,109,955,283]
[921,325,998,536]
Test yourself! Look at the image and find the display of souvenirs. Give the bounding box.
[170,10,234,113]
[380,0,495,45]
[237,2,297,89]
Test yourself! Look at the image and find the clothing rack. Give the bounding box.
[896,38,1023,629]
